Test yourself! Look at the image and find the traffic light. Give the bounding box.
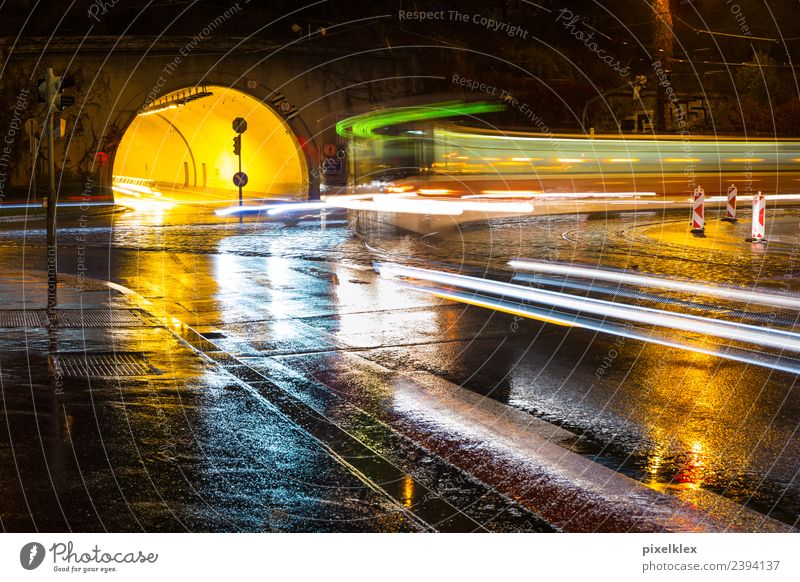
[233,135,241,156]
[37,69,75,111]
[56,76,75,111]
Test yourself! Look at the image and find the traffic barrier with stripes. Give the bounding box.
[722,184,738,222]
[690,185,705,233]
[746,191,767,243]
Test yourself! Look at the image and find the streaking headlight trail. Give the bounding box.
[214,197,537,217]
[508,260,800,311]
[376,263,800,373]
[394,283,800,375]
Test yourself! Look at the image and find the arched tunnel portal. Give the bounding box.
[112,85,308,208]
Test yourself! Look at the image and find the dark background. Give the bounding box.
[3,1,800,133]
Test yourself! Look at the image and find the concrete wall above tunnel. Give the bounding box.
[113,85,308,206]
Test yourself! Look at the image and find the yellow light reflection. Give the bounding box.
[386,185,415,193]
[418,188,452,195]
[402,475,415,508]
[638,352,727,494]
[673,441,706,490]
[646,454,662,477]
[426,288,575,328]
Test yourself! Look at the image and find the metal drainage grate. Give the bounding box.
[56,309,158,328]
[53,352,160,378]
[0,310,48,328]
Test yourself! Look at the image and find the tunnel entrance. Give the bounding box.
[113,85,308,208]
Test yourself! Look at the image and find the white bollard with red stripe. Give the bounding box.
[722,184,738,222]
[690,185,705,233]
[746,191,768,243]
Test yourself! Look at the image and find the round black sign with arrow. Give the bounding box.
[233,172,248,187]
[232,117,248,133]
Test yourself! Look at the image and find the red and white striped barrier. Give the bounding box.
[690,185,705,233]
[722,184,737,222]
[746,191,767,243]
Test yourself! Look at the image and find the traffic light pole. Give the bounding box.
[231,118,247,223]
[45,68,57,325]
[237,141,242,223]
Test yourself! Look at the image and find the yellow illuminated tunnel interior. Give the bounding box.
[113,86,308,207]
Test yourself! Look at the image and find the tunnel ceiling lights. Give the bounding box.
[335,101,505,139]
[138,87,214,117]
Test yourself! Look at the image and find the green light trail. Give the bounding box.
[336,101,505,139]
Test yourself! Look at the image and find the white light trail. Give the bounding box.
[333,197,464,215]
[215,205,269,216]
[396,282,800,375]
[524,192,655,200]
[466,191,656,201]
[212,190,673,219]
[453,201,535,213]
[508,260,800,310]
[767,194,800,201]
[321,193,391,202]
[113,194,175,211]
[376,263,800,353]
[472,190,541,197]
[266,202,329,215]
[111,182,160,196]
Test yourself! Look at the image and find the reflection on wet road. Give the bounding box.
[0,203,797,530]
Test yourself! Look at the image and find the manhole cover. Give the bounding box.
[56,309,158,328]
[0,310,47,328]
[52,352,161,377]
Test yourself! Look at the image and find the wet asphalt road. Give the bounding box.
[0,203,798,530]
